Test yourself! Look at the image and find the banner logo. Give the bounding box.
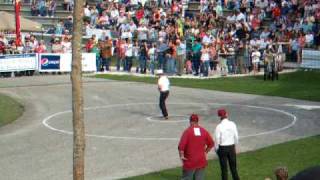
[41,58,49,66]
[40,55,60,70]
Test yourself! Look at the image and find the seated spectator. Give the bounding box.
[38,0,47,17]
[51,38,63,53]
[63,0,73,11]
[31,0,38,16]
[64,16,73,33]
[0,41,6,55]
[61,36,72,53]
[34,40,47,53]
[55,20,64,35]
[47,0,57,18]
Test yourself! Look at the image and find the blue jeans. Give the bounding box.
[158,54,165,70]
[125,56,133,72]
[166,57,175,74]
[201,61,210,76]
[96,57,101,71]
[192,53,201,75]
[139,55,147,73]
[101,57,110,71]
[149,56,156,75]
[227,55,236,74]
[116,57,122,71]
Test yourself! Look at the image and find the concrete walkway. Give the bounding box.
[0,75,319,180]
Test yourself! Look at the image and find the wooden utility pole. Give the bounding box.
[71,0,85,179]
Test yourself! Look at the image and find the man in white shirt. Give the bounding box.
[214,109,240,180]
[124,39,133,72]
[157,69,170,119]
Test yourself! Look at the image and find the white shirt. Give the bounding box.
[158,75,170,92]
[252,51,261,63]
[236,13,246,22]
[125,43,133,57]
[84,7,91,17]
[214,118,239,150]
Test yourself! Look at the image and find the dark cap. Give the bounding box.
[189,114,199,122]
[217,109,227,118]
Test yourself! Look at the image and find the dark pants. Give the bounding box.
[192,53,201,75]
[125,56,133,72]
[217,145,240,180]
[159,91,169,118]
[101,57,110,71]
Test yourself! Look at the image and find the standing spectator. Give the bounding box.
[148,43,157,75]
[156,69,169,119]
[116,39,125,71]
[101,42,112,72]
[139,41,148,74]
[85,38,94,52]
[178,114,214,180]
[133,41,140,73]
[124,39,134,72]
[192,39,202,76]
[176,39,186,76]
[214,108,240,180]
[251,47,261,74]
[200,43,211,77]
[91,42,101,72]
[166,40,176,75]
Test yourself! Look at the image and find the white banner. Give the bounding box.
[301,49,320,69]
[0,54,38,72]
[39,53,96,72]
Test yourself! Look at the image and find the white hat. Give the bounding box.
[156,69,164,75]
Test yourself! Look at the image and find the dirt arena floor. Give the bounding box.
[0,75,319,180]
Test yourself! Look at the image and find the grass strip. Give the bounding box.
[122,136,320,179]
[96,70,320,102]
[0,94,24,127]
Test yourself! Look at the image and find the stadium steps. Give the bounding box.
[0,8,72,18]
[24,15,68,24]
[0,3,65,11]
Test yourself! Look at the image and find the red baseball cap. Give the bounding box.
[217,109,227,118]
[189,114,199,122]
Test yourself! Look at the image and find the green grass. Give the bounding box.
[96,70,320,102]
[122,136,320,180]
[0,94,24,127]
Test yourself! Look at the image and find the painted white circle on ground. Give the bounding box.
[146,115,189,123]
[42,102,297,141]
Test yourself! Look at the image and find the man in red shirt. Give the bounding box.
[178,114,214,180]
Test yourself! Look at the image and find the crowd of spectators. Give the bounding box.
[30,0,73,17]
[1,0,320,76]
